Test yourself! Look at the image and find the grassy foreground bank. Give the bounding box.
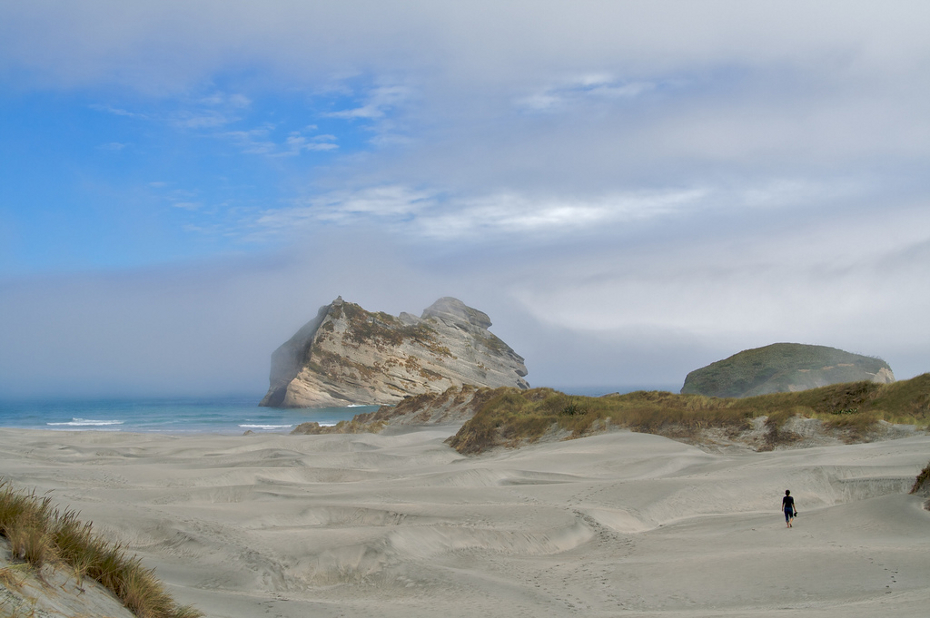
[0,480,201,618]
[448,374,930,454]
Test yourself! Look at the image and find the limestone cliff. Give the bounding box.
[260,297,529,408]
[681,343,895,398]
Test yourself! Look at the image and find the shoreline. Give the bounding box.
[1,427,928,617]
[0,397,372,435]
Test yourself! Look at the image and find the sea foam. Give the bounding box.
[47,418,124,427]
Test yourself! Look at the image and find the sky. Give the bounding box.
[1,1,929,398]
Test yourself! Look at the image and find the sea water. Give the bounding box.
[0,386,679,435]
[0,395,376,434]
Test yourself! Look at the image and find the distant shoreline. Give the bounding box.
[0,395,374,434]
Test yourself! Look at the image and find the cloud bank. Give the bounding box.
[1,2,928,397]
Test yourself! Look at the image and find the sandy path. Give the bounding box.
[0,426,927,617]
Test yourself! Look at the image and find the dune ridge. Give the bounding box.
[0,427,928,617]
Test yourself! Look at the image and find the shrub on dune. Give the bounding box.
[910,461,930,495]
[0,479,202,618]
[447,373,930,454]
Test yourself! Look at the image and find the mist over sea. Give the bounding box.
[0,396,374,434]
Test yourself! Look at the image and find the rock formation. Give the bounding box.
[260,297,529,408]
[681,342,895,398]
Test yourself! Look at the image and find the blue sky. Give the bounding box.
[0,79,376,272]
[1,1,929,397]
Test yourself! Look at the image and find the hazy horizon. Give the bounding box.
[2,2,929,398]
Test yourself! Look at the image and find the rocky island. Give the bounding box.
[260,297,529,408]
[681,342,895,398]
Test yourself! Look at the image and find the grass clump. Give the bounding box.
[447,373,930,454]
[0,479,202,618]
[911,461,930,495]
[7,525,57,568]
[560,397,586,417]
[291,418,387,435]
[0,489,57,569]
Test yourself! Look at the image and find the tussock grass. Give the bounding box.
[911,461,930,495]
[448,374,930,454]
[291,418,387,435]
[0,479,202,618]
[7,525,56,569]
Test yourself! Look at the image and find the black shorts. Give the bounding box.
[784,509,794,521]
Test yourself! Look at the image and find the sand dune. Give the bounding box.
[0,426,928,617]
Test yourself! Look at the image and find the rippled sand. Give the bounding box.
[1,426,928,617]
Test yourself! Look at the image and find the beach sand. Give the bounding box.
[0,426,928,617]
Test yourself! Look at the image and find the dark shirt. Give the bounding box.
[782,495,795,512]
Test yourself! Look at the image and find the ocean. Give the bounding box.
[0,386,679,435]
[0,395,376,434]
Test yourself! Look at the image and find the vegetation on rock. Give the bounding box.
[341,303,437,350]
[681,343,893,398]
[262,297,528,408]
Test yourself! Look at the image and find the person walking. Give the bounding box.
[782,490,797,527]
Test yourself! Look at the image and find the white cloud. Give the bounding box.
[327,84,411,119]
[246,179,864,242]
[516,74,659,112]
[198,92,251,108]
[223,124,277,155]
[171,109,240,129]
[509,202,930,344]
[416,189,705,239]
[166,90,253,128]
[172,201,203,211]
[320,185,434,217]
[278,133,338,156]
[3,1,930,395]
[90,104,148,119]
[244,186,698,241]
[253,185,434,235]
[91,92,248,130]
[4,2,927,94]
[221,124,338,157]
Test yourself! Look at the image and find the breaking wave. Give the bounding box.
[47,418,124,427]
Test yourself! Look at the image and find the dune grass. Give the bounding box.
[291,418,387,435]
[911,462,930,495]
[448,374,930,454]
[0,479,202,618]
